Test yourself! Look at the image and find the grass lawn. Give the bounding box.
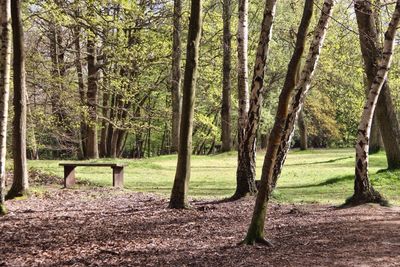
[27,148,400,205]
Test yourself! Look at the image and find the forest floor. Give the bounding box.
[1,187,400,267]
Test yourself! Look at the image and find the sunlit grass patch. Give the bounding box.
[26,148,400,205]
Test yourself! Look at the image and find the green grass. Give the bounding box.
[27,148,400,205]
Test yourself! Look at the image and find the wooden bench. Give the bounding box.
[59,163,126,188]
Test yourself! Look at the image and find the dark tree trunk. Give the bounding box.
[233,0,277,200]
[355,0,400,169]
[49,24,67,124]
[298,109,307,150]
[0,0,11,214]
[243,0,315,244]
[86,36,99,159]
[169,0,202,209]
[99,91,109,157]
[369,115,381,154]
[73,23,87,159]
[106,93,116,157]
[376,86,400,169]
[170,0,182,153]
[132,133,144,158]
[221,0,232,152]
[347,0,400,206]
[7,0,28,199]
[260,134,268,149]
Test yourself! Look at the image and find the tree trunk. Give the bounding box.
[347,0,400,205]
[260,134,268,149]
[369,115,381,154]
[86,35,99,159]
[73,23,87,159]
[376,86,400,169]
[99,91,109,157]
[236,0,250,196]
[271,0,334,190]
[106,93,116,157]
[233,0,277,199]
[7,0,28,199]
[0,0,11,214]
[169,0,202,209]
[221,0,232,152]
[243,0,315,245]
[170,0,182,153]
[355,0,400,169]
[49,24,67,125]
[298,108,307,150]
[26,94,39,160]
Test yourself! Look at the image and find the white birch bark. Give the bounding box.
[352,0,400,203]
[237,0,249,144]
[233,0,277,199]
[271,0,335,189]
[0,0,11,212]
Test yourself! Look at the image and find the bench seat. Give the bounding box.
[59,162,126,188]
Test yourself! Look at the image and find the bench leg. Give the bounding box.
[64,166,76,188]
[112,167,124,188]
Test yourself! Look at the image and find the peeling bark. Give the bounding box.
[243,0,314,244]
[233,0,277,200]
[355,0,400,169]
[348,0,400,205]
[235,0,251,197]
[271,0,334,190]
[0,0,11,214]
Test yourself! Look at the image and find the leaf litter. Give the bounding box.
[0,187,399,266]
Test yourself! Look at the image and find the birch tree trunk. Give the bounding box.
[170,0,182,153]
[7,0,29,199]
[0,0,11,214]
[271,0,334,190]
[169,0,202,209]
[221,0,232,152]
[233,0,277,200]
[348,0,400,205]
[355,0,400,170]
[234,0,252,197]
[243,0,314,244]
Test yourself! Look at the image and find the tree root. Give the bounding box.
[0,204,7,216]
[5,189,28,201]
[238,237,273,247]
[228,190,257,202]
[168,202,191,210]
[343,189,388,207]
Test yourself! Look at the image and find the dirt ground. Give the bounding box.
[1,188,399,267]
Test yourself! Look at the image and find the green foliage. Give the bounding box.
[19,0,400,157]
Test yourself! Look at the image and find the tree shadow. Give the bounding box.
[286,156,353,166]
[278,174,354,189]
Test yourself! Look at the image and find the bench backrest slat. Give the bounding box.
[59,163,126,167]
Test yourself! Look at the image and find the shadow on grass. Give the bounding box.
[279,174,354,189]
[286,156,353,166]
